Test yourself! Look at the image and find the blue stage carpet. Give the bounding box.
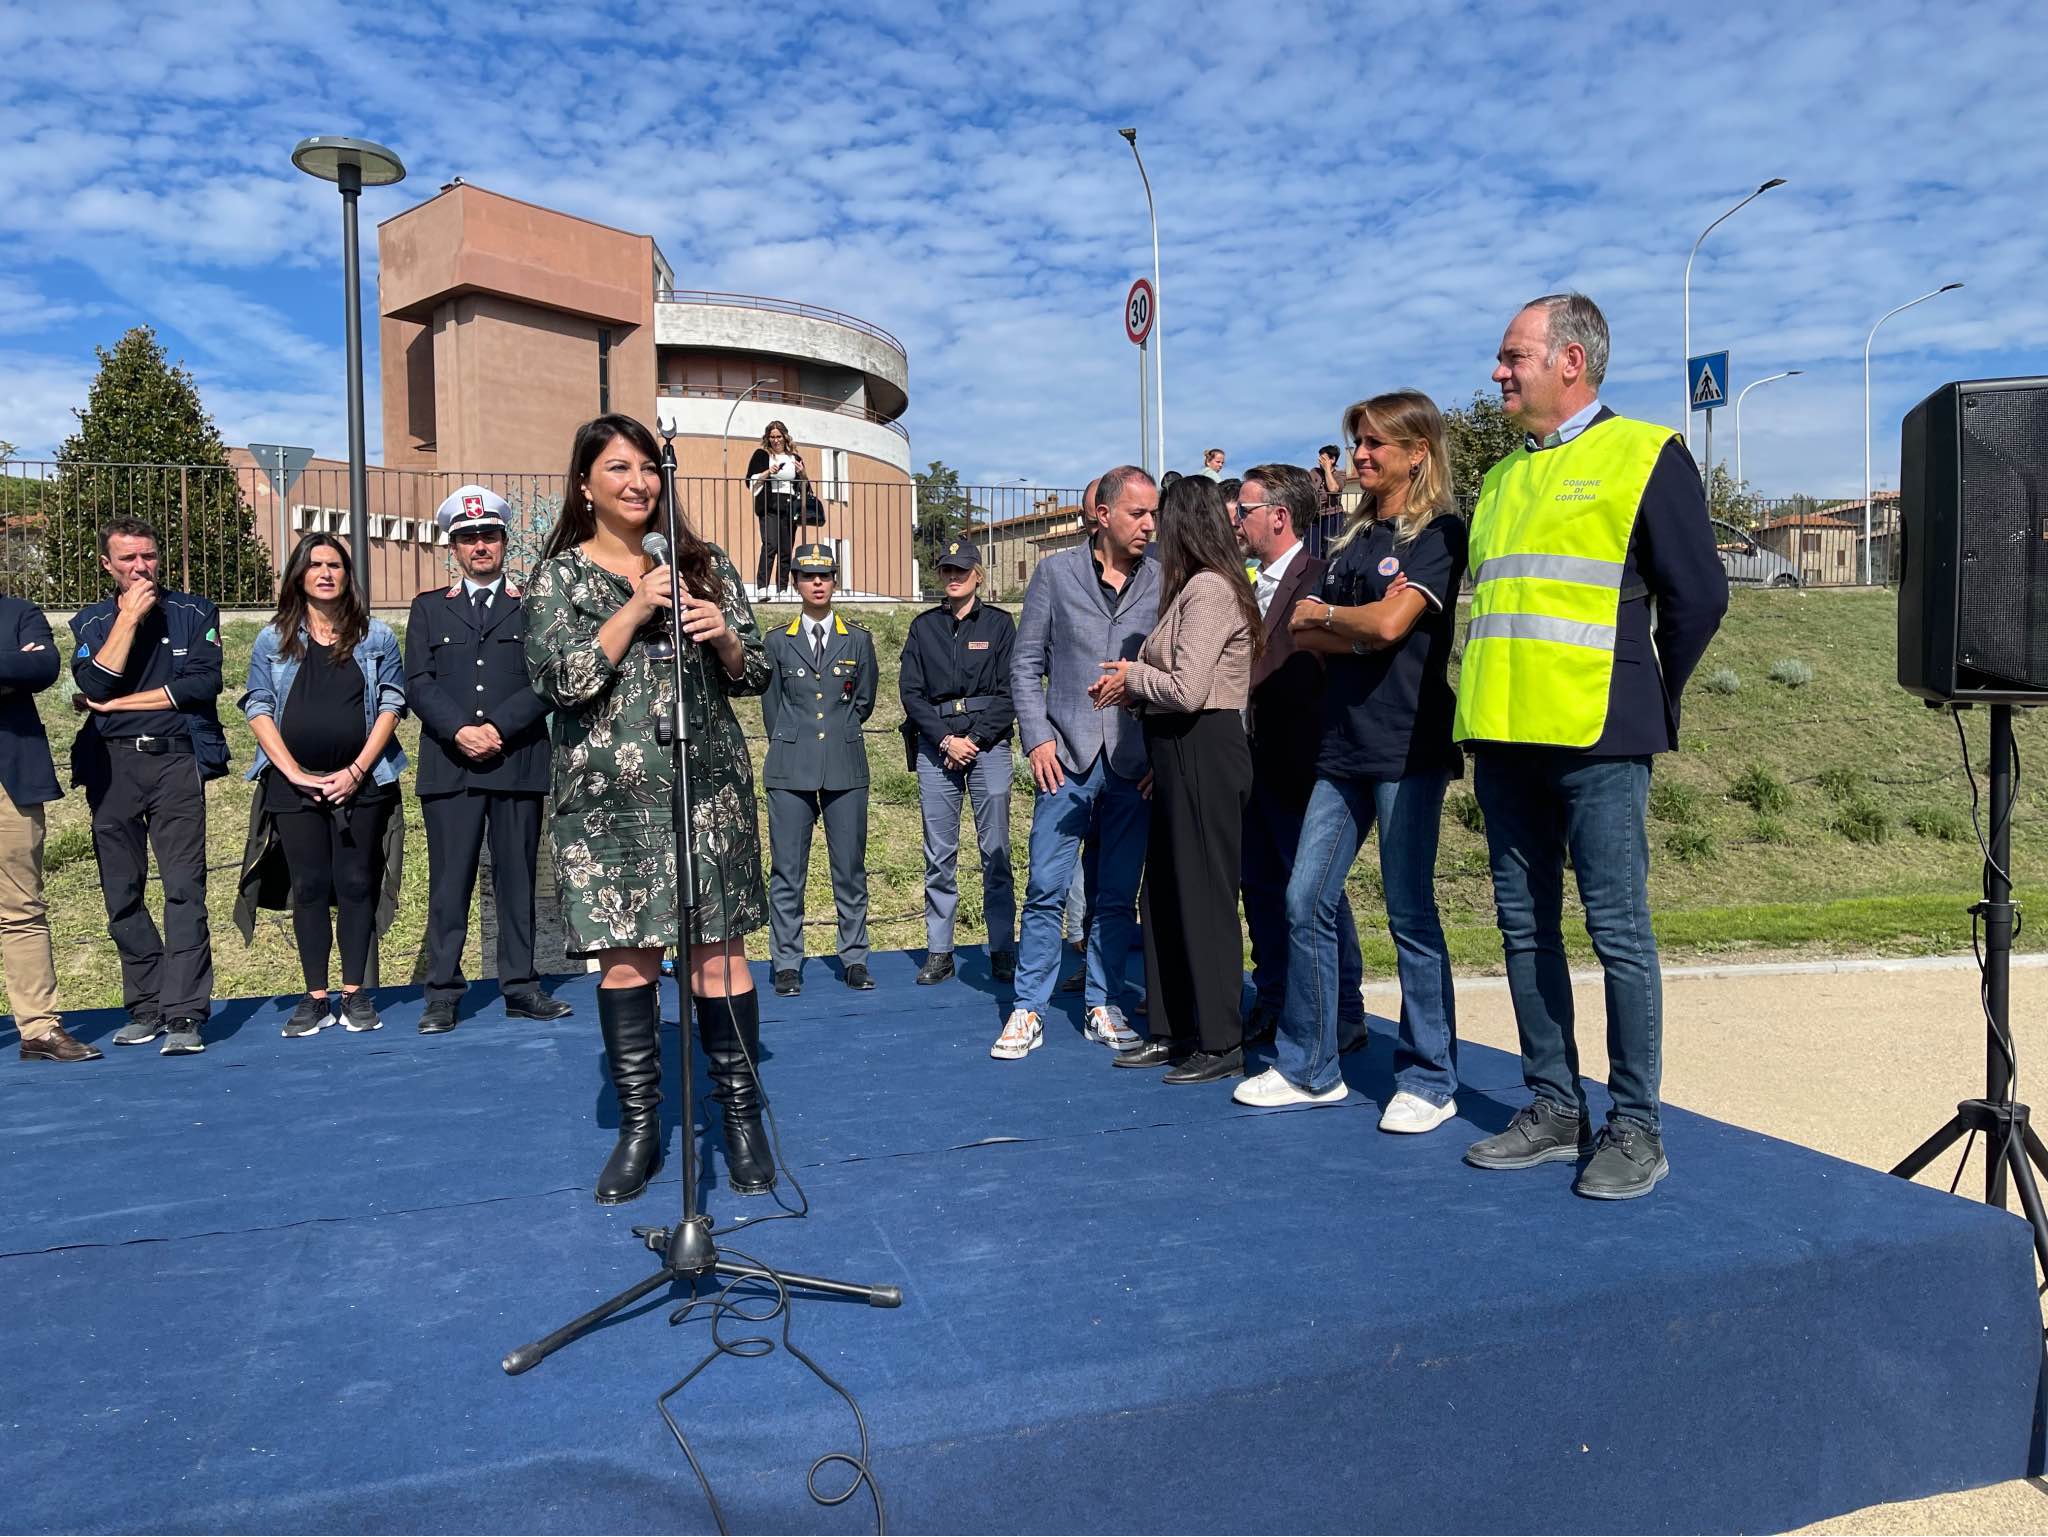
[2,947,2040,1534]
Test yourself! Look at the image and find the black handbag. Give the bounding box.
[802,490,826,526]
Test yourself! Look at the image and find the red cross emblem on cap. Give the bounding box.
[462,494,484,517]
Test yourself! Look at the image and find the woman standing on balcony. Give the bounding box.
[746,420,806,602]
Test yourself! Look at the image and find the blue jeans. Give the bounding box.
[1015,755,1148,1016]
[1472,749,1661,1134]
[1242,778,1363,1033]
[1276,772,1457,1100]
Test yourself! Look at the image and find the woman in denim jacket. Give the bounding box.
[239,534,408,1037]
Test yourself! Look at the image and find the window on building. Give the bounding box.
[1802,533,1821,553]
[598,329,612,413]
[1017,560,1026,581]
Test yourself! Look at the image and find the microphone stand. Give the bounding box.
[504,425,901,1381]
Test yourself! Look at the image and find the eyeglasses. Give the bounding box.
[1233,501,1282,521]
[452,529,506,544]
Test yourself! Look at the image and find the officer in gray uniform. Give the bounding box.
[763,542,877,995]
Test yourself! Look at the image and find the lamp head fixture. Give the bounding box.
[1118,128,1138,143]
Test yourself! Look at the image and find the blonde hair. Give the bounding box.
[1332,389,1453,552]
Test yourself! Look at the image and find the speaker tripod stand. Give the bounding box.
[1891,703,2048,1285]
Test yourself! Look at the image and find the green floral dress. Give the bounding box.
[524,544,771,954]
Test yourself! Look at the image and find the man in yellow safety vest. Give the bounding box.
[1455,293,1729,1200]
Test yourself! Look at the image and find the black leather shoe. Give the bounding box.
[844,963,874,990]
[1574,1123,1669,1200]
[504,990,572,1021]
[1111,1037,1183,1069]
[697,991,776,1196]
[1465,1099,1591,1170]
[990,951,1016,983]
[773,969,801,996]
[595,984,664,1205]
[1162,1047,1244,1084]
[418,999,458,1035]
[915,952,955,985]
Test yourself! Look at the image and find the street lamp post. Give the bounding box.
[291,136,406,602]
[1119,128,1165,477]
[1864,283,1963,584]
[1683,178,1785,463]
[1733,369,1802,491]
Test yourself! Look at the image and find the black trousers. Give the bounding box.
[88,746,213,1021]
[270,781,395,991]
[756,499,797,590]
[422,789,542,1001]
[1140,710,1252,1054]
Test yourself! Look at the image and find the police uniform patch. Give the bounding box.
[1378,556,1401,577]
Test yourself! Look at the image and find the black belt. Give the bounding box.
[937,694,999,717]
[114,735,186,755]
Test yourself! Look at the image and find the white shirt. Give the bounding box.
[805,615,832,656]
[1254,539,1302,619]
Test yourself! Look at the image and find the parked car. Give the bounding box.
[1712,519,1801,587]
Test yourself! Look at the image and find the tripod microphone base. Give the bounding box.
[1893,1098,2048,1282]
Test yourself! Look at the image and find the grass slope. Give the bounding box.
[23,587,2038,1013]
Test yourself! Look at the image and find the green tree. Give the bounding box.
[1440,391,1523,512]
[50,326,275,605]
[912,459,974,592]
[1707,464,1770,530]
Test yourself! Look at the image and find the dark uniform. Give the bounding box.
[897,538,1016,983]
[71,585,228,1042]
[762,544,876,991]
[404,486,562,1029]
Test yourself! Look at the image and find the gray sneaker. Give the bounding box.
[159,1017,205,1056]
[1464,1099,1591,1170]
[340,990,383,1033]
[1574,1124,1669,1200]
[282,994,336,1038]
[114,1015,164,1047]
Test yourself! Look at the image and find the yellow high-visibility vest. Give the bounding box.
[1453,414,1674,747]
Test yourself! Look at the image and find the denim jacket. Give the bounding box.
[239,618,409,785]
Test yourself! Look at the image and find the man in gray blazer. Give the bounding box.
[995,465,1160,1061]
[763,543,878,995]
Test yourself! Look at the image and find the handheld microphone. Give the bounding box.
[641,532,677,660]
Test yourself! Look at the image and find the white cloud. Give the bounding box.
[0,0,2042,497]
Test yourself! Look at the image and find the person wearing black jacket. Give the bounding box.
[899,538,1017,985]
[70,517,227,1057]
[0,597,94,1061]
[405,487,569,1034]
[745,420,806,601]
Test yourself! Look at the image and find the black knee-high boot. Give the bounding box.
[695,989,775,1195]
[595,982,663,1204]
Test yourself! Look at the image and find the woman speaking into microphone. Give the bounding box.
[525,413,775,1204]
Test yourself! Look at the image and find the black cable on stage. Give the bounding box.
[654,562,886,1533]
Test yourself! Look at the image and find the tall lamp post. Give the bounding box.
[1864,282,1963,584]
[292,136,405,601]
[1683,177,1785,462]
[1733,369,1802,491]
[1119,128,1165,477]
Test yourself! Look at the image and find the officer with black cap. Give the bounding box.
[898,536,1016,985]
[403,485,569,1033]
[762,541,876,995]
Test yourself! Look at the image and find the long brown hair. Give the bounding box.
[760,420,793,451]
[543,413,724,603]
[270,533,368,660]
[1154,475,1264,659]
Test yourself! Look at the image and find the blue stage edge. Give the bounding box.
[3,948,2041,1534]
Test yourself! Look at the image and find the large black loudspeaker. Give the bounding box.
[1899,376,2048,703]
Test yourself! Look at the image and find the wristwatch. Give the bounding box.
[1319,605,1334,630]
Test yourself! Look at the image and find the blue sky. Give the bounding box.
[2,0,2042,496]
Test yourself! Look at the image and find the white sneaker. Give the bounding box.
[1232,1067,1349,1107]
[1084,1005,1139,1048]
[1378,1090,1457,1134]
[991,1008,1043,1060]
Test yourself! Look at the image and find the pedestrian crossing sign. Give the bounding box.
[1688,352,1729,412]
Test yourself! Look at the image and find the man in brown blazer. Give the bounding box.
[1237,463,1365,1048]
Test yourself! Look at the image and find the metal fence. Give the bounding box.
[0,463,1894,608]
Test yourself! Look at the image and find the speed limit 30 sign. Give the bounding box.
[1125,278,1155,346]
